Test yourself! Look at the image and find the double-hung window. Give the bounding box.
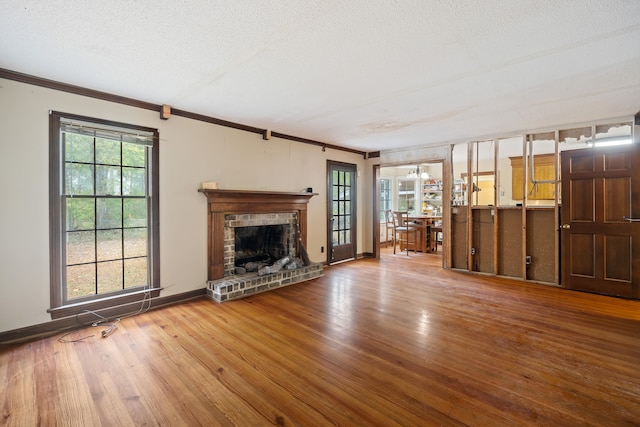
[49,112,159,318]
[379,178,391,221]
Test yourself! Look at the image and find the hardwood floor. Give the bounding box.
[2,249,640,426]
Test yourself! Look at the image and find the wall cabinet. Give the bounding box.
[509,154,556,200]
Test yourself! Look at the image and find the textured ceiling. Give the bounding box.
[1,0,639,152]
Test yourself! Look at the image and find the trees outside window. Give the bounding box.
[49,112,159,317]
[379,178,391,222]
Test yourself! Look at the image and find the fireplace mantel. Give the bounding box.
[199,189,316,211]
[199,189,316,280]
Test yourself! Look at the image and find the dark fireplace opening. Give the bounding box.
[234,224,291,268]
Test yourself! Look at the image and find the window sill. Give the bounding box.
[48,287,160,320]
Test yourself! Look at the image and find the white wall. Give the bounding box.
[0,78,369,333]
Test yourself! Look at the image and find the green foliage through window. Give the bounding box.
[55,116,156,303]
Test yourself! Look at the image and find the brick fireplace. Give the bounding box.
[199,189,323,302]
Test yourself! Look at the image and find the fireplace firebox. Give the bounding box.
[234,224,290,267]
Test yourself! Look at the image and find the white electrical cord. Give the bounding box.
[58,285,153,343]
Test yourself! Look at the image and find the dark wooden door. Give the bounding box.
[560,144,640,298]
[327,161,357,264]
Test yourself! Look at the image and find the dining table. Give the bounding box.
[407,215,442,252]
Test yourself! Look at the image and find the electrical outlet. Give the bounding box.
[525,255,532,265]
[470,247,476,255]
[321,246,324,253]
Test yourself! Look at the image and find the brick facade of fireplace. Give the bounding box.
[223,212,297,276]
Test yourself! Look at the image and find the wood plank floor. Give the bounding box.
[2,248,640,426]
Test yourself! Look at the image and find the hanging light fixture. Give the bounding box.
[407,165,429,180]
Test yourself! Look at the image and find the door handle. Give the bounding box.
[623,216,640,222]
[561,224,571,229]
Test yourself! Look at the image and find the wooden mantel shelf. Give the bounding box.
[199,189,317,214]
[199,189,316,203]
[199,189,317,197]
[199,189,317,280]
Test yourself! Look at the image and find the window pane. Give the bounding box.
[122,142,145,167]
[97,260,123,294]
[65,163,94,195]
[96,165,121,196]
[398,178,415,212]
[95,137,121,165]
[66,198,95,231]
[66,231,95,265]
[124,199,147,227]
[122,167,145,196]
[332,231,339,245]
[124,228,147,258]
[97,198,122,229]
[380,178,391,221]
[124,258,148,288]
[97,229,122,262]
[65,133,93,163]
[66,264,96,299]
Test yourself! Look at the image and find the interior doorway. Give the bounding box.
[378,162,444,259]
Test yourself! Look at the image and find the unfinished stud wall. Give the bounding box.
[472,208,494,273]
[451,206,468,269]
[498,209,524,278]
[526,210,556,283]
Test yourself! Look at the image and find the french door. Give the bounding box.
[327,161,357,264]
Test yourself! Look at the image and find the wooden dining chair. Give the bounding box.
[384,209,395,247]
[430,226,442,252]
[392,211,418,255]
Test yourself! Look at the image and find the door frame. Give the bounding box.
[373,164,381,258]
[326,160,357,264]
[374,160,448,266]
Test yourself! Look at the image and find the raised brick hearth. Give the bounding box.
[207,263,323,302]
